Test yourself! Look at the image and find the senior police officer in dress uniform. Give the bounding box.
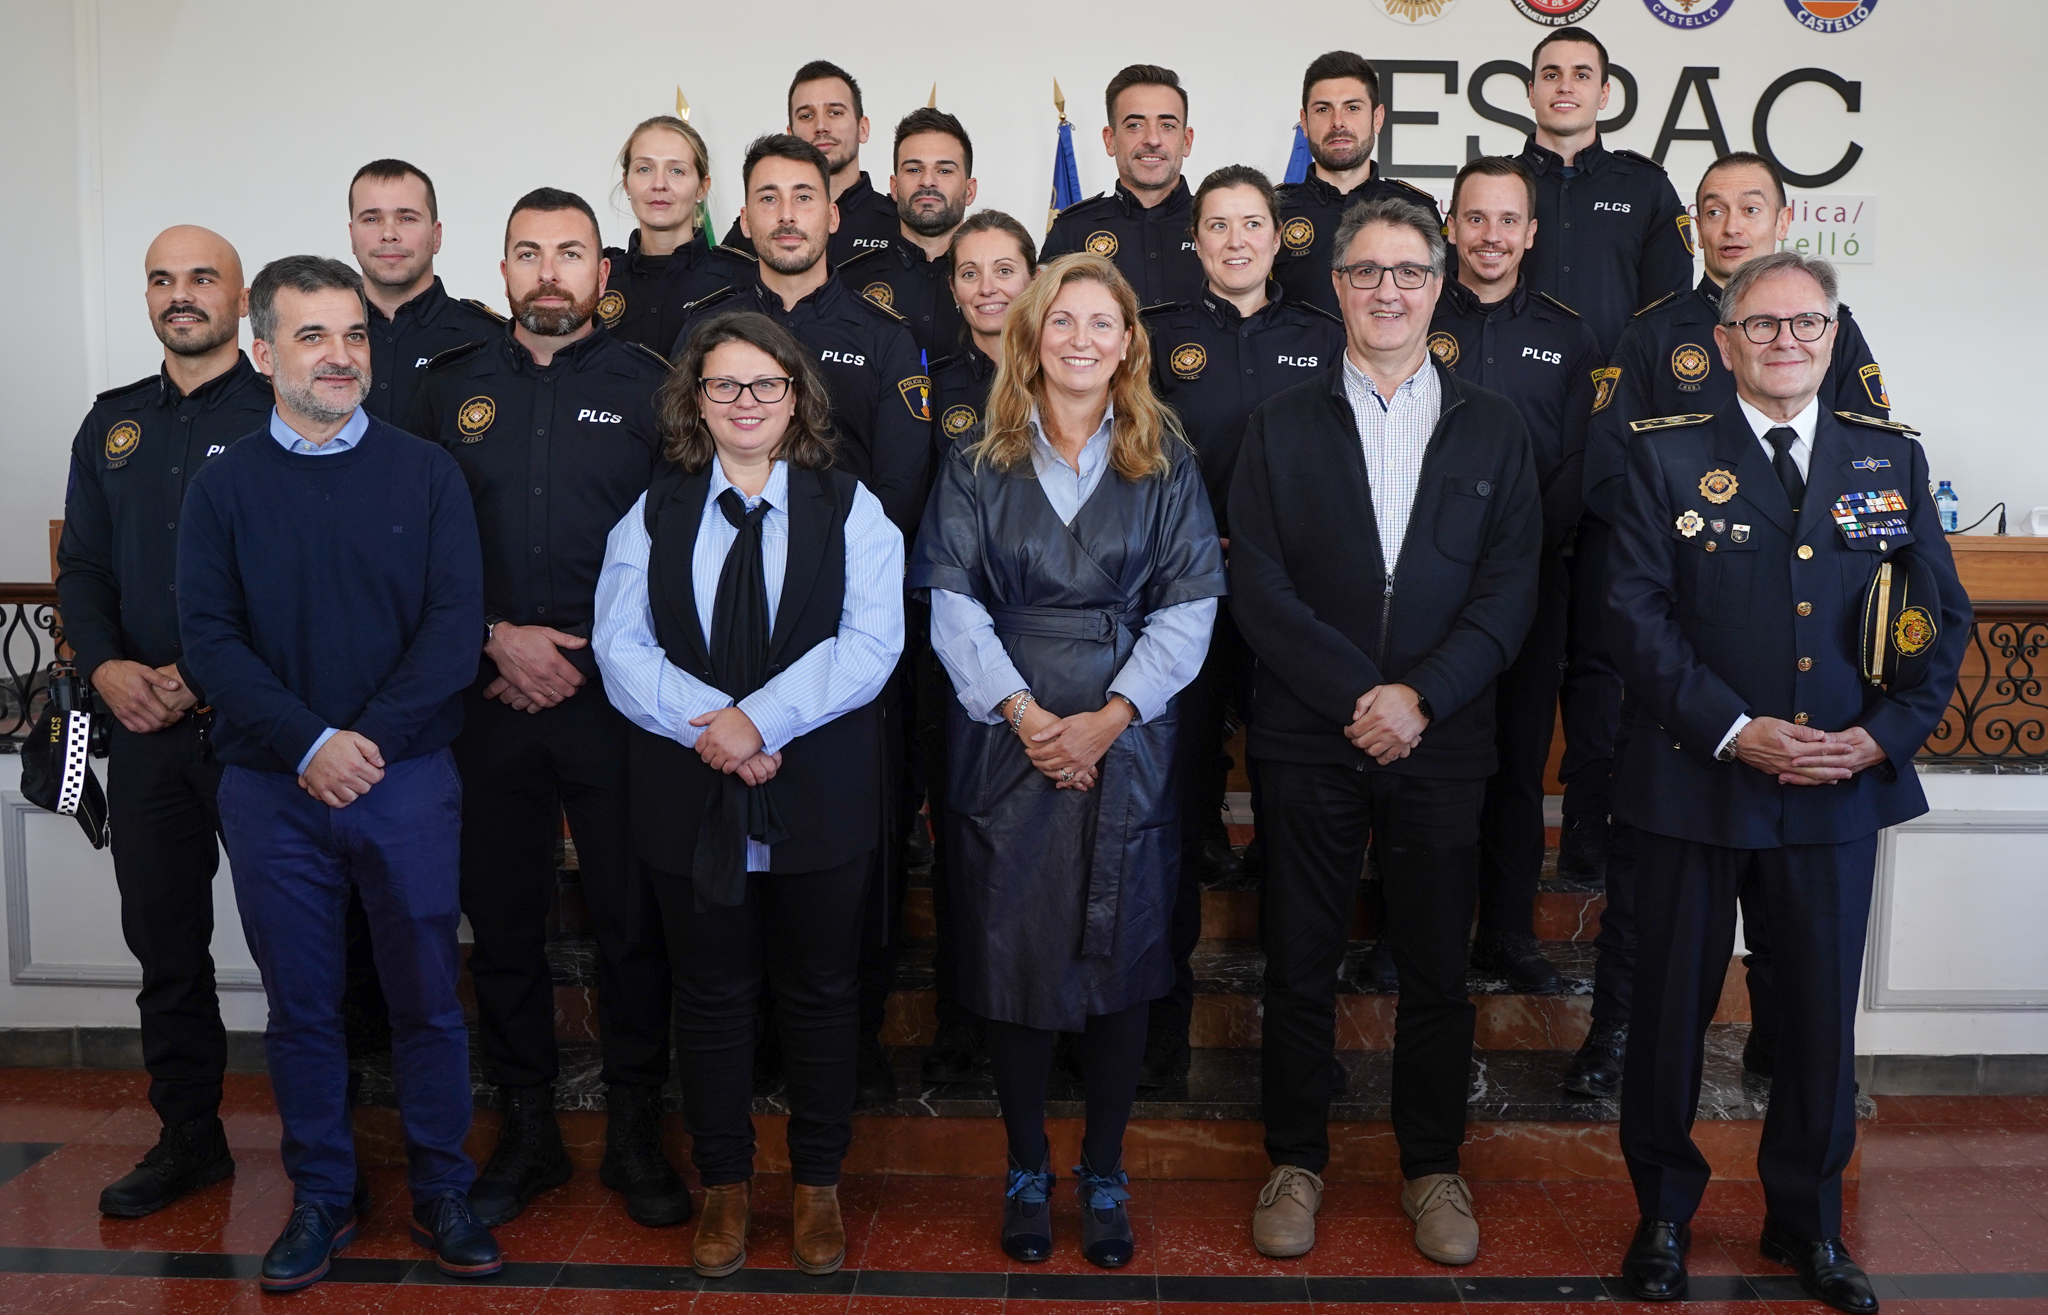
[1429,156,1602,998]
[57,225,273,1220]
[1042,65,1204,308]
[347,160,505,427]
[407,188,688,1231]
[838,108,975,361]
[1607,251,1966,1314]
[722,61,902,268]
[1274,51,1448,318]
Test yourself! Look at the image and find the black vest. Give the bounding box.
[627,461,880,878]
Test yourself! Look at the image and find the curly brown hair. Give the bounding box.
[657,312,837,472]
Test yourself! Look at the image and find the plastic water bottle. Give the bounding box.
[1936,481,1960,532]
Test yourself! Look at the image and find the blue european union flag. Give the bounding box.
[1049,119,1081,232]
[1284,124,1312,185]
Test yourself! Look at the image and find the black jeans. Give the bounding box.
[655,854,870,1186]
[1558,521,1621,824]
[106,717,227,1126]
[1259,761,1484,1179]
[1477,550,1569,937]
[454,687,671,1090]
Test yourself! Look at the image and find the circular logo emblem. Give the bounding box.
[942,404,978,439]
[104,419,141,463]
[862,281,896,310]
[1699,469,1738,504]
[1644,0,1733,26]
[1783,0,1874,32]
[596,289,626,326]
[1512,0,1600,24]
[1893,604,1934,658]
[1085,231,1119,258]
[456,396,496,441]
[1671,343,1711,387]
[1170,344,1207,379]
[1372,0,1460,21]
[1281,218,1316,253]
[1427,331,1461,367]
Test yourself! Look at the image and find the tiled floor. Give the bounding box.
[2,1069,2046,1311]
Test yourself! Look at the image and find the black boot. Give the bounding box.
[1470,929,1564,994]
[1001,1153,1055,1263]
[99,1115,235,1218]
[1136,1022,1190,1092]
[1074,1157,1135,1269]
[1192,834,1243,887]
[921,1015,988,1085]
[600,1084,692,1227]
[1563,1019,1627,1098]
[855,1036,897,1109]
[1557,815,1610,886]
[468,1085,572,1226]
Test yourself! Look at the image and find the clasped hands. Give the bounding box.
[687,706,782,785]
[1347,683,1428,766]
[1004,694,1134,791]
[1733,716,1886,785]
[90,659,198,733]
[482,623,589,713]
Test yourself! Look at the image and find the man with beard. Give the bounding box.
[1275,51,1448,317]
[406,188,686,1230]
[177,255,494,1290]
[723,60,901,267]
[838,108,975,360]
[347,159,504,426]
[58,225,273,1220]
[1043,64,1204,307]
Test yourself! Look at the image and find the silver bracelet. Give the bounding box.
[1008,691,1034,735]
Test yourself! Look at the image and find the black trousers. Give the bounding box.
[912,644,971,1030]
[454,687,670,1090]
[654,854,870,1185]
[857,658,916,1044]
[1477,550,1569,937]
[106,717,227,1126]
[1622,828,1874,1241]
[1558,522,1621,824]
[1259,761,1484,1178]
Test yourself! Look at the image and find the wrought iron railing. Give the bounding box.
[1922,601,2048,763]
[1,583,61,748]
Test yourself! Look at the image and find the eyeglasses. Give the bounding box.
[1728,312,1835,345]
[1334,262,1436,290]
[698,376,792,404]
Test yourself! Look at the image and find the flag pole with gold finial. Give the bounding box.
[927,83,938,109]
[676,86,718,247]
[1048,79,1081,232]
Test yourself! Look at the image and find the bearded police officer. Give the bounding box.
[1607,251,1964,1313]
[840,107,976,360]
[1043,64,1203,307]
[1430,157,1602,997]
[347,159,504,426]
[1275,51,1447,318]
[407,189,687,1231]
[57,226,273,1220]
[723,60,901,267]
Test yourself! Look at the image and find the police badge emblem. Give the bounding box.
[942,405,978,439]
[1699,469,1737,503]
[1671,343,1711,388]
[457,396,496,441]
[1170,344,1207,379]
[898,376,931,421]
[596,289,626,327]
[1732,523,1751,543]
[863,282,896,310]
[104,420,142,467]
[1085,231,1119,258]
[1676,509,1705,537]
[1427,331,1460,367]
[1893,605,1934,657]
[1372,0,1460,20]
[1281,218,1315,253]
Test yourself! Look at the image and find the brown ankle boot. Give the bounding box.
[692,1181,751,1277]
[791,1182,845,1275]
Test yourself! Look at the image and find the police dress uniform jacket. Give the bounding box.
[600,227,751,355]
[671,274,932,538]
[1430,278,1603,551]
[1605,408,1969,850]
[839,236,965,362]
[1582,276,1888,524]
[1042,178,1204,308]
[363,276,504,427]
[909,437,1226,1031]
[1227,359,1542,777]
[1517,136,1693,358]
[721,169,902,268]
[1144,282,1345,532]
[57,354,273,699]
[1273,165,1448,317]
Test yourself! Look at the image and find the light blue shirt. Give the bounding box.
[929,405,1216,724]
[593,459,906,871]
[272,406,370,774]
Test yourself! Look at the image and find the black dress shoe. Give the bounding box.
[601,1083,692,1227]
[1192,834,1243,886]
[1350,938,1398,992]
[411,1190,503,1278]
[99,1115,235,1218]
[1622,1218,1690,1301]
[1001,1153,1054,1262]
[1557,814,1610,886]
[261,1201,357,1292]
[468,1084,572,1227]
[1760,1221,1879,1314]
[1563,1019,1627,1098]
[855,1037,897,1109]
[1074,1158,1135,1269]
[1471,930,1565,994]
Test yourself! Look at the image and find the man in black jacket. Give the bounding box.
[1232,197,1540,1266]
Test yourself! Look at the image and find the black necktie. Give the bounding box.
[1765,425,1805,513]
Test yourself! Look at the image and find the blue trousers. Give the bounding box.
[220,749,474,1208]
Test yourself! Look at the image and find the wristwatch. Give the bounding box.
[1415,694,1435,722]
[484,614,506,644]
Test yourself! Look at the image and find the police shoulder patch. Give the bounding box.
[424,341,488,372]
[1533,290,1580,318]
[1591,366,1621,413]
[1610,147,1668,172]
[898,375,931,421]
[1835,411,1921,437]
[1632,290,1682,319]
[1630,413,1714,434]
[461,298,508,323]
[95,374,156,403]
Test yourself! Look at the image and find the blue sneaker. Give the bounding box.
[1073,1159,1134,1269]
[260,1201,358,1292]
[1001,1153,1054,1263]
[411,1189,503,1278]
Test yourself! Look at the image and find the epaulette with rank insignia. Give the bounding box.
[1629,413,1713,434]
[836,245,888,273]
[1389,177,1441,206]
[713,242,759,265]
[1836,411,1921,437]
[461,299,507,323]
[424,341,488,372]
[682,285,742,315]
[1611,148,1668,172]
[1534,291,1580,317]
[1139,302,1189,318]
[1058,193,1107,218]
[1632,290,1682,319]
[96,374,157,402]
[620,341,673,371]
[855,294,908,324]
[1297,300,1344,325]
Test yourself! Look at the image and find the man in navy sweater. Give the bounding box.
[176,255,497,1291]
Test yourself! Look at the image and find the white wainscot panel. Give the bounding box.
[1868,809,2048,1010]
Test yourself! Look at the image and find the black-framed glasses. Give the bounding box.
[1335,262,1435,290]
[1729,312,1834,345]
[699,376,792,404]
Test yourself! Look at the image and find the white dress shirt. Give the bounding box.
[1342,353,1442,572]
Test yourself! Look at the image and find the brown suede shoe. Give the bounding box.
[791,1182,846,1275]
[691,1181,751,1278]
[1401,1172,1479,1265]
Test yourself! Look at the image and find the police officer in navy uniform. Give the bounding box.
[57,226,272,1219]
[722,60,901,268]
[928,211,1039,464]
[1608,250,1966,1314]
[1275,51,1448,318]
[601,115,753,355]
[1564,152,1890,1099]
[346,159,504,427]
[1042,64,1203,308]
[1430,157,1602,997]
[407,189,688,1231]
[838,107,976,361]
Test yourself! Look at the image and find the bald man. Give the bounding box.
[58,225,276,1218]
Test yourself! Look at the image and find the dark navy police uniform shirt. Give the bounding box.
[839,235,966,362]
[599,226,754,356]
[1042,178,1205,308]
[362,276,505,428]
[1273,165,1448,318]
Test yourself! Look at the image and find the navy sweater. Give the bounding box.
[177,414,484,774]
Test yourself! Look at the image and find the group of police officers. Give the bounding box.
[54,29,1954,1313]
